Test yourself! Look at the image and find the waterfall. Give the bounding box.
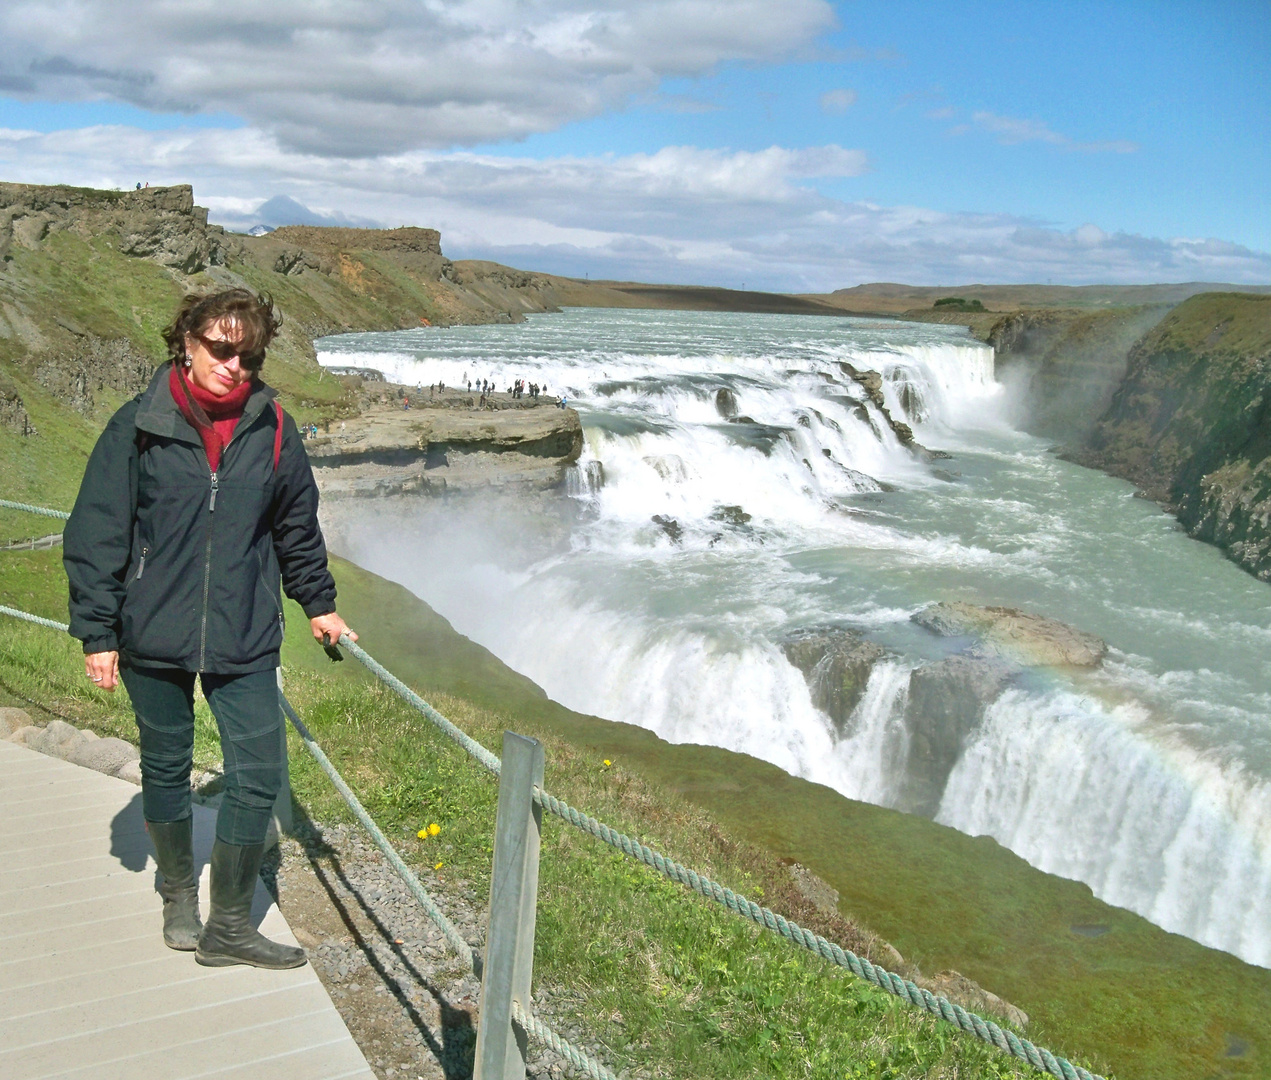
[319,308,1271,968]
[938,690,1271,964]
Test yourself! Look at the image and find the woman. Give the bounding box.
[64,288,356,970]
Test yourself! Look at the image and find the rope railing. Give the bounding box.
[279,692,617,1080]
[531,788,1097,1079]
[0,568,614,1079]
[511,1000,616,1080]
[0,604,70,632]
[2,499,1105,1080]
[335,631,1104,1080]
[341,638,502,776]
[278,693,477,970]
[0,499,70,520]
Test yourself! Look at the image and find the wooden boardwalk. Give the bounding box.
[0,739,376,1080]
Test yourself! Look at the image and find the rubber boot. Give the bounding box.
[195,839,306,969]
[147,817,202,951]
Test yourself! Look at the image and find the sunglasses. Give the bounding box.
[191,331,265,370]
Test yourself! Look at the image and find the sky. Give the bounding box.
[0,1,1267,291]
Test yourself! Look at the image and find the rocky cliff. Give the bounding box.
[306,390,584,498]
[987,306,1172,442]
[1073,293,1271,580]
[0,181,235,273]
[0,181,580,524]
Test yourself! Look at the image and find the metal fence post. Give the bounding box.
[474,732,545,1080]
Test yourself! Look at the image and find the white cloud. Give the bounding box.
[970,112,1138,154]
[0,1,835,155]
[1,123,1265,290]
[819,88,857,114]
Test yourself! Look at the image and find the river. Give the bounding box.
[317,307,1271,968]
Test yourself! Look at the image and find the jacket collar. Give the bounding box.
[135,363,276,445]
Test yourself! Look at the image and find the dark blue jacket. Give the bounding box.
[64,364,336,673]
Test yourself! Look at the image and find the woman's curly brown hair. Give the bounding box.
[162,289,282,373]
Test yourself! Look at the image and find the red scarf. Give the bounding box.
[169,363,253,472]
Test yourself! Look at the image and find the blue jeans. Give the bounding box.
[121,665,284,845]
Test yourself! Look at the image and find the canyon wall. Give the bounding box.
[1073,293,1271,580]
[990,292,1271,581]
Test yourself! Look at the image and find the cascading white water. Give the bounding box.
[318,308,1271,968]
[940,689,1271,964]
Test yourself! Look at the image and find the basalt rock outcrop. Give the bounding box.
[917,970,1029,1031]
[306,391,584,497]
[782,627,886,737]
[912,602,1107,668]
[989,306,1172,442]
[899,603,1104,816]
[899,655,1017,816]
[1073,293,1271,581]
[837,361,917,447]
[715,387,739,418]
[0,182,236,273]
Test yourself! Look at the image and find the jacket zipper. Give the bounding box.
[126,545,150,587]
[198,471,218,672]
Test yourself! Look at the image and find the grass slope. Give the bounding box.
[0,548,1026,1080]
[0,230,353,542]
[3,545,1265,1079]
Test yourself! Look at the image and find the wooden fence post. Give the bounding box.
[474,732,545,1080]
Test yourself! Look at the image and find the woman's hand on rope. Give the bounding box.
[85,650,119,692]
[310,612,357,648]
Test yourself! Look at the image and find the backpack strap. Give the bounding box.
[273,400,284,472]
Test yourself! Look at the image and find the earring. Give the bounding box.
[184,354,192,368]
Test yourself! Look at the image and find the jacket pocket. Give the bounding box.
[253,546,282,615]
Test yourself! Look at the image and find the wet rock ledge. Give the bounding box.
[781,604,1109,819]
[307,387,584,498]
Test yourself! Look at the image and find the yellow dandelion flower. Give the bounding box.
[602,759,611,767]
[416,828,428,839]
[428,822,441,836]
[434,861,444,871]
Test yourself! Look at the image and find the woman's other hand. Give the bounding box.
[86,651,119,692]
[310,612,357,646]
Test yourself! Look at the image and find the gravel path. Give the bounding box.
[267,822,627,1080]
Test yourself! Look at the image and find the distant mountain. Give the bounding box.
[216,194,380,235]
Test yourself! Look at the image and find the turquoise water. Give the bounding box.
[318,308,1271,966]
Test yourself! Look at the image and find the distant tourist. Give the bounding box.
[64,287,356,971]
